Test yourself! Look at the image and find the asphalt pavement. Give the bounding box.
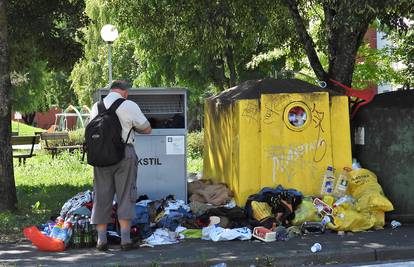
[1,224,413,267]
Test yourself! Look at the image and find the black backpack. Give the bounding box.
[84,98,131,167]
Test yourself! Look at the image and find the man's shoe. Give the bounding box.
[96,243,108,251]
[120,242,139,251]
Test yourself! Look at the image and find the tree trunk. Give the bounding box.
[323,3,371,89]
[283,0,328,84]
[0,0,17,212]
[208,54,227,91]
[283,0,374,94]
[225,46,236,88]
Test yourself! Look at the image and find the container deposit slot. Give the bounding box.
[128,94,185,129]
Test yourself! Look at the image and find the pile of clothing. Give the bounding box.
[126,181,305,245]
[30,181,306,248]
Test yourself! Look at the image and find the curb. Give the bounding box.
[110,246,414,267]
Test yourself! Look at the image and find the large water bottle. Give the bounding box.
[320,166,335,196]
[333,167,352,198]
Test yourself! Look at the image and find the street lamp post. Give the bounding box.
[100,24,119,86]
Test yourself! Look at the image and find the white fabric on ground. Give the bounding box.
[202,226,252,242]
[144,229,180,246]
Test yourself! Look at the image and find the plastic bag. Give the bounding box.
[328,206,376,232]
[326,195,386,232]
[370,210,385,229]
[292,198,320,226]
[348,169,394,212]
[23,226,65,252]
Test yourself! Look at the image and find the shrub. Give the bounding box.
[68,128,85,145]
[187,130,204,158]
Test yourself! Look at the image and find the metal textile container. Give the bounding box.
[94,88,188,201]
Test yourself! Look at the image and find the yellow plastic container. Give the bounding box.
[203,80,352,206]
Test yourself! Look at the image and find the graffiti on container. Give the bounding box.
[263,100,328,182]
[311,103,327,162]
[266,142,320,182]
[241,102,259,123]
[263,96,292,125]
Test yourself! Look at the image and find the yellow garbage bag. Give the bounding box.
[370,210,385,229]
[328,205,376,232]
[251,201,273,221]
[348,168,394,212]
[292,198,320,226]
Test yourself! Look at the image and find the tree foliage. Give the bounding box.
[7,0,86,72]
[71,0,302,129]
[386,24,414,89]
[71,0,141,105]
[110,0,299,91]
[6,0,86,114]
[282,0,414,91]
[71,0,414,110]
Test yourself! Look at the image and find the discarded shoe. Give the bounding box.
[120,242,139,251]
[96,243,108,251]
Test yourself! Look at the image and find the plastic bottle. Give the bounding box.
[311,242,322,253]
[320,166,335,196]
[333,167,352,198]
[352,158,361,170]
[320,215,331,226]
[333,195,354,208]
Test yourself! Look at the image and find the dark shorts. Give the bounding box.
[91,145,138,224]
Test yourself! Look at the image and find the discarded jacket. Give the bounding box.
[245,185,303,227]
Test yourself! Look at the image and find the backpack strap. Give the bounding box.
[124,128,133,144]
[108,98,132,144]
[97,101,106,114]
[109,98,126,113]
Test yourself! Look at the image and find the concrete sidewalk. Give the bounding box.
[1,224,413,267]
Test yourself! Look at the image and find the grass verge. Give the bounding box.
[0,151,93,243]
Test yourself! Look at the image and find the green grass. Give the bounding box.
[0,148,203,243]
[0,151,93,243]
[12,121,44,136]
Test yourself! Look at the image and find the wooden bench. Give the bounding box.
[12,135,41,165]
[40,132,83,159]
